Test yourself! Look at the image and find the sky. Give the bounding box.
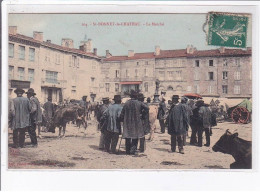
[9,14,252,56]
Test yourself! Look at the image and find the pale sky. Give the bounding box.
[9,14,252,56]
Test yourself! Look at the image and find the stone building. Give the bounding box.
[8,26,101,103]
[102,45,252,99]
[8,26,252,103]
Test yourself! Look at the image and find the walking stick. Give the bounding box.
[117,135,123,153]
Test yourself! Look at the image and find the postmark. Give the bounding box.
[207,12,249,48]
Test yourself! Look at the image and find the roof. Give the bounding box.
[9,33,100,59]
[104,48,251,62]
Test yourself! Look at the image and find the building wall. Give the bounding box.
[8,41,41,99]
[155,58,188,98]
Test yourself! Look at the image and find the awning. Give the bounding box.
[120,81,142,85]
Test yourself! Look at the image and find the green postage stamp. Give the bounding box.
[207,12,249,48]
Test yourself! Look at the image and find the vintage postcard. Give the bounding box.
[2,1,260,191]
[4,8,253,171]
[1,0,259,182]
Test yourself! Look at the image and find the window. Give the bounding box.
[19,46,25,60]
[234,71,241,80]
[176,71,182,80]
[145,61,149,65]
[126,69,129,77]
[167,86,173,91]
[194,72,200,80]
[115,83,119,92]
[9,66,14,79]
[223,59,228,67]
[28,69,34,82]
[222,85,228,94]
[105,83,110,92]
[115,70,120,78]
[46,71,58,83]
[18,67,25,80]
[29,48,35,61]
[195,60,200,67]
[234,85,241,94]
[144,82,148,92]
[91,77,95,86]
[135,69,138,77]
[168,71,174,80]
[209,72,214,80]
[72,55,79,68]
[195,85,200,93]
[144,68,148,77]
[137,62,139,66]
[209,86,213,94]
[9,43,14,58]
[222,71,228,80]
[235,58,240,67]
[159,71,165,79]
[209,60,214,66]
[55,53,60,64]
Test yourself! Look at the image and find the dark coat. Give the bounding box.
[29,96,42,124]
[43,101,54,121]
[157,101,166,120]
[120,99,149,139]
[102,104,123,134]
[12,96,32,129]
[99,104,109,132]
[141,102,150,135]
[168,103,188,135]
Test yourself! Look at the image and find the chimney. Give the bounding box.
[93,48,97,56]
[79,39,92,52]
[33,31,43,42]
[9,26,17,35]
[219,47,225,53]
[186,45,196,54]
[155,46,160,56]
[106,50,112,58]
[61,38,74,48]
[128,50,135,57]
[46,40,51,43]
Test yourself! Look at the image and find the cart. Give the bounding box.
[227,99,252,124]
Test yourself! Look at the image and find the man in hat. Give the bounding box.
[137,93,150,152]
[157,98,167,133]
[120,90,149,155]
[198,101,212,147]
[98,97,110,150]
[180,96,192,146]
[102,95,123,154]
[11,88,31,148]
[26,88,42,147]
[168,95,188,154]
[190,100,203,146]
[43,96,55,133]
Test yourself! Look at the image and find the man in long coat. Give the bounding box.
[120,90,149,155]
[157,98,167,133]
[98,97,110,149]
[137,93,150,153]
[43,97,54,133]
[168,95,188,154]
[198,101,212,147]
[11,88,31,148]
[102,95,123,154]
[26,88,42,147]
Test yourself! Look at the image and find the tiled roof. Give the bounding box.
[9,33,100,59]
[104,48,251,62]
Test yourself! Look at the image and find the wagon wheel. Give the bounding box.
[231,107,250,124]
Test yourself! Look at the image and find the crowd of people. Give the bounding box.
[9,87,216,156]
[95,90,217,155]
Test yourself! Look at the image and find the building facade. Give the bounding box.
[8,26,101,103]
[8,26,252,104]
